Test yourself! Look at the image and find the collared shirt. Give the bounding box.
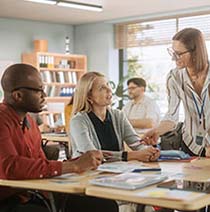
[122,95,160,134]
[0,102,62,200]
[163,66,210,155]
[88,111,120,151]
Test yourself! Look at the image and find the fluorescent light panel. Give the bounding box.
[57,1,103,12]
[25,0,103,11]
[25,0,56,5]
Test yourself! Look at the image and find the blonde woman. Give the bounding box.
[70,72,160,162]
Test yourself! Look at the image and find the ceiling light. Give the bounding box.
[25,0,56,5]
[57,1,103,12]
[25,0,103,12]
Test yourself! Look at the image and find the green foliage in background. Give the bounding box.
[110,55,143,109]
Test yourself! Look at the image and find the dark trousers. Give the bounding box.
[62,194,119,212]
[0,195,49,212]
[0,193,119,212]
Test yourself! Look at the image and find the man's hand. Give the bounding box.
[62,150,103,174]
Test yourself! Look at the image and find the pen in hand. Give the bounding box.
[77,150,107,163]
[77,150,84,155]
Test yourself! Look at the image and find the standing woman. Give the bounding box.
[145,28,210,157]
[70,71,160,161]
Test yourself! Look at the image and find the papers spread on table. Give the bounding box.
[97,161,161,173]
[90,173,168,190]
[97,162,142,173]
[50,171,99,184]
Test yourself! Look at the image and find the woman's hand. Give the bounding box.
[205,146,210,157]
[143,128,159,146]
[128,146,160,162]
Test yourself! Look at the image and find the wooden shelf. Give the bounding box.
[45,96,72,103]
[22,51,86,129]
[39,68,84,72]
[43,82,76,86]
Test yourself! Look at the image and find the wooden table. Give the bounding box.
[41,133,69,143]
[2,159,210,211]
[0,171,97,212]
[86,158,210,211]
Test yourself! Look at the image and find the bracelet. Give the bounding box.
[122,151,128,161]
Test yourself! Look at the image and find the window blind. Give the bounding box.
[115,13,210,49]
[179,14,210,39]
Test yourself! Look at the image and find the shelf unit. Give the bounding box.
[22,52,87,129]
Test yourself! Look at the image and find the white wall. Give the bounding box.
[0,18,74,62]
[74,23,119,82]
[0,18,118,82]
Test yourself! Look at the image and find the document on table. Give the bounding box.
[97,161,161,173]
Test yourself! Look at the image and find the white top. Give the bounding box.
[162,66,210,155]
[122,95,160,134]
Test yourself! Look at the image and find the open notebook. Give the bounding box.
[90,173,168,190]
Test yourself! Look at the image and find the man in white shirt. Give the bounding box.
[122,77,160,134]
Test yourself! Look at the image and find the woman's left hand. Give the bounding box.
[205,146,210,157]
[128,146,160,162]
[149,148,160,161]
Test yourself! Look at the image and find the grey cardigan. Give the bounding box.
[70,108,145,158]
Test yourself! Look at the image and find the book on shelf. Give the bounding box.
[60,87,74,96]
[68,72,72,83]
[63,72,69,83]
[44,85,52,97]
[51,71,56,82]
[90,173,168,190]
[49,85,56,97]
[58,72,65,83]
[45,71,52,83]
[43,113,65,128]
[55,72,60,82]
[71,72,77,84]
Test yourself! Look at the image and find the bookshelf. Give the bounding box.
[22,52,87,130]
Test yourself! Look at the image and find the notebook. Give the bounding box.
[90,173,168,190]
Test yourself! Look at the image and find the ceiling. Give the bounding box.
[1,0,210,25]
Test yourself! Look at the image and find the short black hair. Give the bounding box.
[127,77,146,88]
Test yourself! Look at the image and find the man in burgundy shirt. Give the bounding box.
[0,64,118,212]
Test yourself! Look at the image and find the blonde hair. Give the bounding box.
[173,28,208,72]
[72,71,105,115]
